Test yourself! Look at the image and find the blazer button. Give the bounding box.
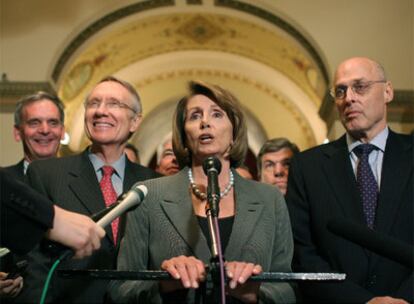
[367,274,377,287]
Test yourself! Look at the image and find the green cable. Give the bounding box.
[39,258,62,304]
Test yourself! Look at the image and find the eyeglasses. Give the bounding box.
[84,98,137,113]
[330,80,386,100]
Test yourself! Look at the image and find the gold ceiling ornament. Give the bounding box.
[58,12,326,109]
[176,15,225,44]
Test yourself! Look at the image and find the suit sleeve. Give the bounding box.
[0,169,54,254]
[286,156,374,303]
[259,190,296,303]
[108,186,162,303]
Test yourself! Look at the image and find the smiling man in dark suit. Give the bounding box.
[286,57,412,303]
[16,76,159,303]
[3,92,65,181]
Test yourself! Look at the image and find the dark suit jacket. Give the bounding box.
[286,130,413,303]
[0,169,54,254]
[16,150,159,304]
[109,168,296,304]
[3,159,25,181]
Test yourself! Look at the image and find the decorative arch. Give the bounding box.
[53,0,329,157]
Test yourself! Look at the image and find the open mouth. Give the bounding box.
[199,133,214,143]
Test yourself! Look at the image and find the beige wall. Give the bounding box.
[1,0,413,166]
[0,112,23,166]
[2,0,412,87]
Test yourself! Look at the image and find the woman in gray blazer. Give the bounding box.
[109,81,295,303]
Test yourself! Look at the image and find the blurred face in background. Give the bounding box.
[156,140,179,176]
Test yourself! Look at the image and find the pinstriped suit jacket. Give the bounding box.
[16,150,159,303]
[109,168,296,303]
[3,159,25,181]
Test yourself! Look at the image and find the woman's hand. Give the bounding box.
[225,261,262,303]
[0,272,23,298]
[160,256,206,293]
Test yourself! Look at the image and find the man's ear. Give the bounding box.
[13,126,22,142]
[129,114,142,133]
[384,81,394,104]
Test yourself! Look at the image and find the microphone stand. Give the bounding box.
[205,198,226,304]
[204,157,226,304]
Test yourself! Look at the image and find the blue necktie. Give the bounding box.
[354,144,378,229]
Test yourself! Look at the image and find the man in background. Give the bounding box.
[3,92,65,181]
[257,137,299,195]
[1,92,65,300]
[155,133,179,176]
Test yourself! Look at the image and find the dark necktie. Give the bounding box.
[354,144,378,229]
[100,166,119,244]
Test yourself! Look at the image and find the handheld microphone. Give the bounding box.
[327,217,413,269]
[203,157,222,217]
[58,183,148,260]
[97,184,147,227]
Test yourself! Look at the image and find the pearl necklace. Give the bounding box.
[188,168,234,201]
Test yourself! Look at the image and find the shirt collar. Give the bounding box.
[347,126,389,153]
[23,160,30,175]
[88,151,126,180]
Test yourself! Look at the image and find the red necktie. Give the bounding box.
[100,166,119,244]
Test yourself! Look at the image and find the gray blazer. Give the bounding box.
[109,168,296,303]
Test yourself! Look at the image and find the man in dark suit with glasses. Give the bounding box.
[287,57,412,303]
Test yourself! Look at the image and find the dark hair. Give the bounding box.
[125,143,139,158]
[257,137,300,177]
[88,76,142,114]
[172,80,248,169]
[14,91,65,126]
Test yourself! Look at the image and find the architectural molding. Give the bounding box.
[215,0,329,84]
[51,0,328,89]
[51,0,175,82]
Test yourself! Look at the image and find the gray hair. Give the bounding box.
[86,75,142,114]
[156,132,173,165]
[14,91,65,127]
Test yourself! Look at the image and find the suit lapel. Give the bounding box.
[67,151,114,243]
[375,131,412,234]
[322,137,365,223]
[160,169,211,262]
[67,151,104,215]
[225,171,264,260]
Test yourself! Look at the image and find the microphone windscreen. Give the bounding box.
[202,156,222,175]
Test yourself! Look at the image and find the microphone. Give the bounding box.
[97,184,147,227]
[58,183,148,260]
[203,157,222,217]
[327,218,413,269]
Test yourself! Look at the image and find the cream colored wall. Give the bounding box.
[1,0,413,166]
[0,112,23,166]
[2,0,412,87]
